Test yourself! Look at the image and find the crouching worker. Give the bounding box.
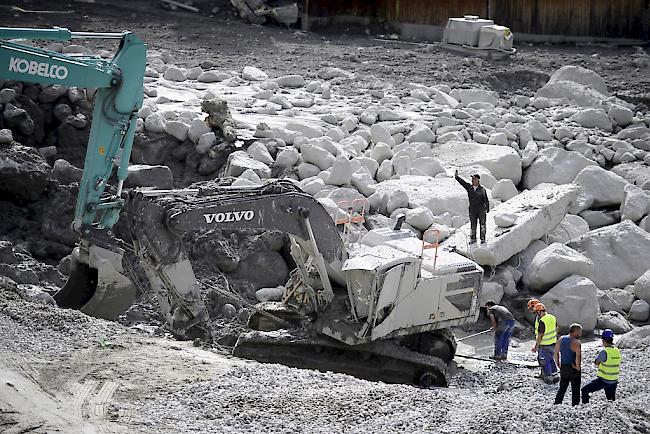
[531,303,559,383]
[554,323,582,406]
[485,301,516,361]
[582,329,621,404]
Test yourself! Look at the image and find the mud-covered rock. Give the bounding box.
[0,144,51,202]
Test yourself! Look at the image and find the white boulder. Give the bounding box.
[188,118,211,144]
[196,132,217,154]
[547,65,609,95]
[567,221,650,289]
[629,300,650,322]
[523,243,594,291]
[412,157,445,177]
[370,124,396,147]
[430,141,522,183]
[247,141,274,166]
[618,325,650,349]
[526,120,553,142]
[275,147,300,169]
[163,66,186,82]
[573,165,630,207]
[523,147,595,189]
[570,108,612,132]
[480,282,505,305]
[620,183,650,222]
[405,207,435,231]
[255,286,284,302]
[451,89,498,106]
[634,269,650,304]
[609,104,634,127]
[164,120,189,141]
[540,275,599,333]
[545,213,590,244]
[326,156,353,186]
[275,75,305,88]
[371,143,393,164]
[386,190,409,215]
[596,312,633,334]
[609,287,636,312]
[301,144,335,170]
[491,179,518,202]
[406,124,436,143]
[493,211,518,228]
[242,66,268,81]
[285,122,323,139]
[443,185,581,267]
[225,151,271,178]
[375,176,469,218]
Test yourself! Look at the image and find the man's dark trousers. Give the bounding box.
[554,365,581,406]
[470,208,487,242]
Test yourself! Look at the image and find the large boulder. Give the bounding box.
[126,164,173,189]
[374,176,470,218]
[444,184,580,267]
[620,184,650,222]
[567,221,650,289]
[629,300,650,322]
[0,144,51,202]
[618,325,650,349]
[523,243,594,292]
[429,141,522,183]
[573,166,629,207]
[570,108,613,132]
[612,162,650,188]
[597,290,625,314]
[545,214,590,244]
[634,269,650,304]
[546,66,609,95]
[523,147,595,189]
[609,287,635,312]
[596,312,633,334]
[225,151,271,178]
[539,275,599,333]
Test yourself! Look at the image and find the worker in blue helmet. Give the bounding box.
[581,329,622,404]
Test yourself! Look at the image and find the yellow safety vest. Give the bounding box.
[597,346,621,382]
[534,316,539,336]
[539,313,557,346]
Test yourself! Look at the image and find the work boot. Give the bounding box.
[499,354,507,361]
[489,355,500,361]
[470,239,477,244]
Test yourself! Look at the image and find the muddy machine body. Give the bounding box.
[1,27,484,386]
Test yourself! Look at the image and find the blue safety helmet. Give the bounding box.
[601,329,615,339]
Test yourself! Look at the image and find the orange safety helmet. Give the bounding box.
[526,299,541,310]
[533,303,546,312]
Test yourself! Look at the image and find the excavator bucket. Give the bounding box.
[54,245,137,320]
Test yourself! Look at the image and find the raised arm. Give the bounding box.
[454,170,471,191]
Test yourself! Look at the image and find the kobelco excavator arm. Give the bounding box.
[0,27,146,320]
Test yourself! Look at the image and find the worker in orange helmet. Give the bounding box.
[527,298,544,377]
[532,303,559,383]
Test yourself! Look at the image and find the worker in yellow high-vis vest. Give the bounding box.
[531,303,559,384]
[582,329,621,403]
[527,298,543,377]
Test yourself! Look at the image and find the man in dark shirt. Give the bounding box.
[455,170,490,244]
[554,323,583,406]
[485,301,516,361]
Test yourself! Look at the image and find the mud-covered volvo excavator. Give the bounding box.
[1,27,484,387]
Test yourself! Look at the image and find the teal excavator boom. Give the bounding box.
[1,27,211,340]
[0,28,181,329]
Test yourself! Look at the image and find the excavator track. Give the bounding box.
[233,330,451,387]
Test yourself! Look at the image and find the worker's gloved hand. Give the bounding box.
[531,344,538,353]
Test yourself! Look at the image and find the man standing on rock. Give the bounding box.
[454,170,489,244]
[485,301,516,360]
[531,303,559,384]
[553,323,583,406]
[581,329,621,404]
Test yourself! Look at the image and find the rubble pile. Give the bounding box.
[1,40,649,336]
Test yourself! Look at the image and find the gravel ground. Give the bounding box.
[3,279,650,433]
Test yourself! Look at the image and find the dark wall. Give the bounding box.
[307,0,650,40]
